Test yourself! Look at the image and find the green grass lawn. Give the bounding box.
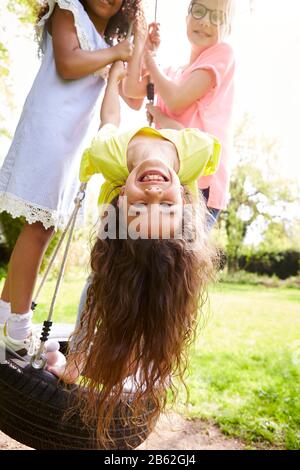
[1,274,299,449]
[186,283,300,449]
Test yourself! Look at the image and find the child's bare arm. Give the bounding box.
[100,62,126,128]
[101,63,143,119]
[144,52,215,115]
[119,85,145,111]
[50,6,133,80]
[122,42,148,99]
[122,15,151,100]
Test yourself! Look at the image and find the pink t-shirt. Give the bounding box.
[156,42,235,210]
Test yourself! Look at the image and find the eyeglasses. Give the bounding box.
[188,3,227,27]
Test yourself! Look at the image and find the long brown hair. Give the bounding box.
[67,192,218,447]
[36,0,142,45]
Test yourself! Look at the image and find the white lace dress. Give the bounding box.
[0,0,108,230]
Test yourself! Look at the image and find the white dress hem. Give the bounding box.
[0,191,65,231]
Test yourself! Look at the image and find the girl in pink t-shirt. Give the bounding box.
[124,0,235,228]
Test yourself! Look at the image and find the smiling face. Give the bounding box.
[118,135,185,239]
[84,0,123,20]
[187,0,231,53]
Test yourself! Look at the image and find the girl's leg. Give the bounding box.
[6,222,54,313]
[206,207,221,230]
[199,188,221,231]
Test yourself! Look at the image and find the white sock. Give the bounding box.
[0,299,11,324]
[7,311,33,341]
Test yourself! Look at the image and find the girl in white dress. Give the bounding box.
[0,0,141,354]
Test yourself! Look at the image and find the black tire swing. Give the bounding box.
[0,183,155,450]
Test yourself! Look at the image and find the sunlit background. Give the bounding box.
[1,3,300,451]
[0,0,299,246]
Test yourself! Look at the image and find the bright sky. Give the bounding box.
[1,0,300,186]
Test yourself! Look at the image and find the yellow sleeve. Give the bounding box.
[79,124,119,183]
[201,133,221,176]
[161,128,221,202]
[98,181,122,208]
[178,128,221,184]
[80,148,93,183]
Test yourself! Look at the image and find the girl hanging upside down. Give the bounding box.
[47,61,221,447]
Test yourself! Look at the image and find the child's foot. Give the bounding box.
[1,322,40,357]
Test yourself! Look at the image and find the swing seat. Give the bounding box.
[0,327,155,450]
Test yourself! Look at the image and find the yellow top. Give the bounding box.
[80,124,221,206]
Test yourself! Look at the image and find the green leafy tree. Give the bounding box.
[7,0,38,23]
[259,220,300,252]
[219,114,299,272]
[0,0,38,139]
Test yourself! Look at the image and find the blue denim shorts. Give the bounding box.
[199,188,221,231]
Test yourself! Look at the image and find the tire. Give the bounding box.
[0,348,155,450]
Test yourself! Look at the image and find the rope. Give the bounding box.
[147,78,155,127]
[126,0,136,40]
[146,0,158,127]
[127,21,134,39]
[30,183,86,368]
[32,183,86,309]
[154,0,158,22]
[32,205,79,309]
[47,186,85,324]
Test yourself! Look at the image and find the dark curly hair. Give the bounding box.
[66,194,219,448]
[36,0,142,45]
